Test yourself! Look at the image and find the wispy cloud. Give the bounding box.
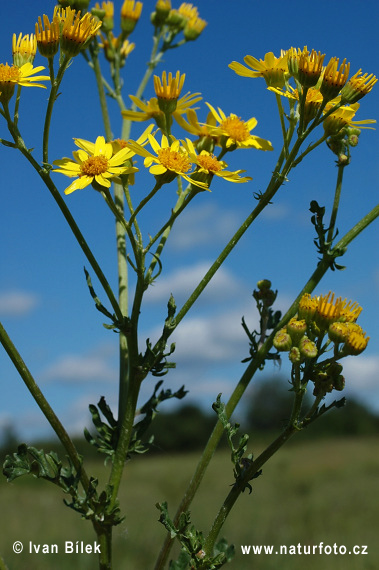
[0,290,39,317]
[40,343,117,384]
[144,261,248,305]
[167,203,241,251]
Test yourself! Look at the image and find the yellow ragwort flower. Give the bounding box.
[298,293,318,323]
[320,57,350,102]
[60,8,102,57]
[343,325,370,355]
[53,135,139,194]
[341,69,378,104]
[183,15,207,41]
[229,51,288,88]
[205,103,273,151]
[323,103,376,136]
[269,85,324,127]
[125,133,208,189]
[12,33,37,67]
[154,71,186,114]
[94,1,114,33]
[297,47,325,88]
[177,3,199,20]
[121,0,143,35]
[0,62,50,103]
[314,291,364,330]
[183,138,252,184]
[35,9,61,58]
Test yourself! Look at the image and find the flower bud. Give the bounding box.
[289,346,301,364]
[299,336,318,359]
[287,318,307,345]
[273,328,292,352]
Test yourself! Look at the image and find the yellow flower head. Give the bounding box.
[269,85,324,127]
[94,1,114,33]
[53,135,139,194]
[298,292,318,323]
[183,15,207,41]
[343,324,370,355]
[35,10,61,58]
[320,57,350,102]
[177,3,199,20]
[121,0,143,35]
[154,71,186,114]
[183,138,252,185]
[323,103,376,136]
[12,33,37,67]
[0,62,50,103]
[297,47,325,88]
[60,8,102,57]
[341,69,378,104]
[205,103,273,151]
[313,291,364,330]
[229,51,288,88]
[125,133,207,189]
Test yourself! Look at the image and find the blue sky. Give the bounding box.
[0,0,378,441]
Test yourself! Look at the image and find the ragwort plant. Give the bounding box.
[0,2,378,569]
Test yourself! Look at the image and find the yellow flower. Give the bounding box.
[120,0,143,35]
[314,291,364,330]
[343,324,370,355]
[229,51,288,88]
[323,103,376,136]
[205,103,273,151]
[154,71,186,113]
[297,48,325,88]
[183,16,207,41]
[297,293,317,323]
[183,138,252,184]
[341,69,378,104]
[320,57,350,102]
[12,33,37,67]
[175,3,199,21]
[60,8,102,57]
[53,135,139,194]
[35,9,61,58]
[0,62,50,103]
[94,1,114,33]
[125,133,208,189]
[123,91,201,127]
[269,85,324,127]
[99,32,134,65]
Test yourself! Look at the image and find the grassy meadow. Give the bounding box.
[0,436,378,569]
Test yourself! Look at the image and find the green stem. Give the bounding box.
[174,135,305,329]
[0,553,9,570]
[92,523,112,570]
[0,321,90,493]
[326,164,345,244]
[90,40,113,140]
[204,422,298,557]
[154,257,332,569]
[43,54,71,164]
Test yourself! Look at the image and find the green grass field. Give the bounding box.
[1,436,378,569]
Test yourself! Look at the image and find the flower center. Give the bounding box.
[0,64,21,82]
[81,155,109,176]
[197,153,222,173]
[157,148,191,173]
[221,116,250,142]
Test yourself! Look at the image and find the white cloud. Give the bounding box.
[0,290,39,317]
[144,261,247,305]
[41,343,117,383]
[343,355,379,391]
[168,203,241,250]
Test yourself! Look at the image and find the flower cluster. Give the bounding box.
[151,2,207,42]
[273,292,369,395]
[229,46,377,139]
[35,6,101,59]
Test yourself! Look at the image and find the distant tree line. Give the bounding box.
[1,377,378,460]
